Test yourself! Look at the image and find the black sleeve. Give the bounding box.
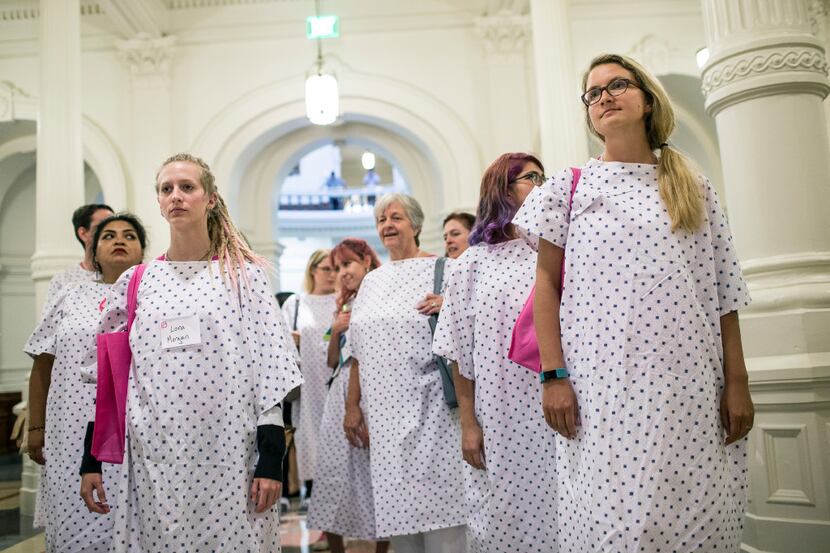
[79,421,102,475]
[253,424,286,481]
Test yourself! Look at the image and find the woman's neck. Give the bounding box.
[388,242,426,261]
[166,226,211,261]
[100,263,130,284]
[601,129,657,164]
[310,288,332,296]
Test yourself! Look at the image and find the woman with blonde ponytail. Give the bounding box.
[80,153,302,552]
[513,54,754,551]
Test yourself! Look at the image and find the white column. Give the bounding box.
[250,240,285,292]
[117,34,176,258]
[475,11,534,160]
[529,0,589,170]
[24,0,87,517]
[701,2,830,552]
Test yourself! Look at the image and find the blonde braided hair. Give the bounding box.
[156,153,268,292]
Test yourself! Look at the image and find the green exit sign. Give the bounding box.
[306,15,339,39]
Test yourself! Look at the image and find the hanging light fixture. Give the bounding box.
[305,0,339,125]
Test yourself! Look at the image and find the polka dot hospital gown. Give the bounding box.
[25,281,120,553]
[349,257,477,538]
[307,333,380,539]
[513,158,752,552]
[88,260,303,552]
[280,293,336,482]
[432,239,557,552]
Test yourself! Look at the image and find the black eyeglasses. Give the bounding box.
[581,77,640,106]
[510,171,546,187]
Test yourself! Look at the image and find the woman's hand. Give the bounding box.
[250,478,282,513]
[343,403,369,448]
[331,311,351,335]
[80,473,110,514]
[721,379,754,445]
[461,421,486,470]
[542,379,579,439]
[27,429,45,465]
[416,293,443,316]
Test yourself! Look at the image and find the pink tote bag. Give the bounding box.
[91,263,146,464]
[508,167,581,373]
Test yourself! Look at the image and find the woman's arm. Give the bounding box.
[327,311,350,369]
[535,239,578,439]
[27,353,54,465]
[720,311,754,445]
[453,362,485,469]
[343,359,369,448]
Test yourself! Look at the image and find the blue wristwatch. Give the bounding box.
[539,368,569,383]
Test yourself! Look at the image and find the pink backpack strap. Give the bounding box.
[568,167,581,213]
[126,264,147,331]
[560,167,582,288]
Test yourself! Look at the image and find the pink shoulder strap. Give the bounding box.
[568,167,581,213]
[126,264,147,330]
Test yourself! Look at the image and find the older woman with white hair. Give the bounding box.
[344,193,473,553]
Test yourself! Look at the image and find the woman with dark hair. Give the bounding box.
[79,154,302,552]
[442,212,475,259]
[25,213,145,552]
[307,238,389,553]
[514,54,753,551]
[433,153,555,552]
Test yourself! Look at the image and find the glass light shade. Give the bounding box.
[305,73,339,125]
[361,151,376,170]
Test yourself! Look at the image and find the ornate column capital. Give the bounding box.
[116,34,177,78]
[474,12,530,55]
[701,0,830,116]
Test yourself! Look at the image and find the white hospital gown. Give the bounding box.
[513,158,752,552]
[349,257,472,537]
[280,293,336,482]
[432,239,557,552]
[90,260,302,552]
[307,336,379,539]
[25,281,119,552]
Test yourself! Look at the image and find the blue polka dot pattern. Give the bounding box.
[87,260,302,552]
[433,239,558,552]
[513,158,752,552]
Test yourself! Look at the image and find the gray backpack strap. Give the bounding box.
[428,257,457,408]
[292,295,300,330]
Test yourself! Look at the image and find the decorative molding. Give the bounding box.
[702,46,829,95]
[474,13,530,54]
[166,0,289,9]
[116,34,176,77]
[0,1,104,21]
[0,81,32,122]
[627,34,675,75]
[809,0,829,41]
[761,424,816,506]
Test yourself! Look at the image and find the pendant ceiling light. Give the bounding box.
[305,0,339,126]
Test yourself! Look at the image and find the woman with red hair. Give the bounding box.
[307,239,389,553]
[433,152,556,551]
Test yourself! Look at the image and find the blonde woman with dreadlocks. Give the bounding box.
[79,154,302,552]
[514,54,754,552]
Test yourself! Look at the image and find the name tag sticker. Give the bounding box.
[160,315,201,349]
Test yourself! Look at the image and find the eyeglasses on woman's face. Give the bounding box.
[581,77,640,106]
[510,170,546,187]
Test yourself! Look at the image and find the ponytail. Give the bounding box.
[582,54,705,233]
[657,146,704,233]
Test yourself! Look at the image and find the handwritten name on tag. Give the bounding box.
[160,315,201,349]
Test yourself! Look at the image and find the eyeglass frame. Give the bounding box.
[581,77,642,106]
[510,170,546,187]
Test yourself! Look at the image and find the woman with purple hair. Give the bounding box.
[433,153,557,552]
